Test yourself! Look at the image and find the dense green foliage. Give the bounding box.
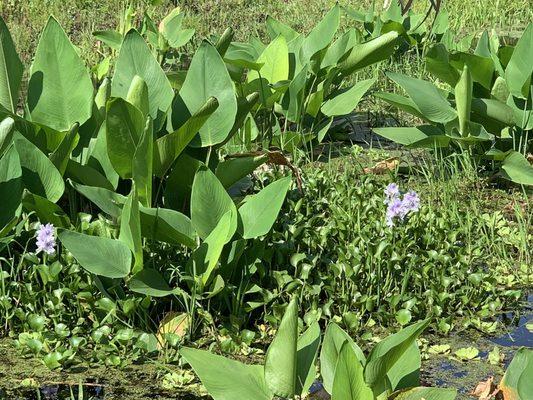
[0,1,531,398]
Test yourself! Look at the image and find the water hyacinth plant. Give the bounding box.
[384,183,420,226]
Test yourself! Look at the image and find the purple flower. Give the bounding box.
[36,223,56,255]
[402,190,420,213]
[386,197,405,226]
[384,184,420,227]
[384,183,400,202]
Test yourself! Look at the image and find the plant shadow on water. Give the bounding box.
[0,384,104,400]
[421,293,532,399]
[492,294,533,348]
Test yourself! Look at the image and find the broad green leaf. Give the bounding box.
[0,146,22,230]
[265,297,298,397]
[164,153,204,211]
[393,387,457,400]
[491,77,510,102]
[138,206,197,248]
[321,78,375,117]
[181,41,237,147]
[132,117,153,207]
[387,342,421,391]
[320,323,366,394]
[238,176,291,239]
[128,269,174,297]
[14,136,64,202]
[248,35,289,84]
[387,72,456,123]
[471,98,516,127]
[159,8,195,49]
[119,187,143,274]
[191,166,237,240]
[500,348,533,399]
[70,180,126,217]
[58,231,131,278]
[316,117,334,142]
[501,151,533,186]
[154,97,218,177]
[425,43,461,86]
[340,31,399,75]
[215,154,268,188]
[449,52,494,90]
[224,42,264,71]
[364,319,429,398]
[49,123,79,175]
[507,92,533,131]
[28,17,93,132]
[66,160,115,191]
[191,211,233,285]
[93,30,123,50]
[0,116,15,159]
[112,30,174,119]
[321,29,359,69]
[281,64,308,122]
[301,4,341,61]
[374,92,426,120]
[223,92,260,145]
[266,16,299,42]
[0,16,23,113]
[105,98,145,179]
[22,192,70,228]
[505,23,533,99]
[296,322,321,396]
[332,342,373,400]
[181,347,271,400]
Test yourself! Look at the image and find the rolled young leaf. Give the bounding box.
[119,186,143,274]
[454,65,472,136]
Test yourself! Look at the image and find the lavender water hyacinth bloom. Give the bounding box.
[384,184,420,227]
[36,223,56,255]
[384,183,400,201]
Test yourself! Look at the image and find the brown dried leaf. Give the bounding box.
[363,157,400,174]
[470,376,499,400]
[156,312,190,348]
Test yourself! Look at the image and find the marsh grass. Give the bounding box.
[3,0,532,65]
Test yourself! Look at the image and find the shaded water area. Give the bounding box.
[1,296,531,400]
[421,294,532,399]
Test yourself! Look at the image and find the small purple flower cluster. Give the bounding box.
[36,223,56,255]
[384,183,420,227]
